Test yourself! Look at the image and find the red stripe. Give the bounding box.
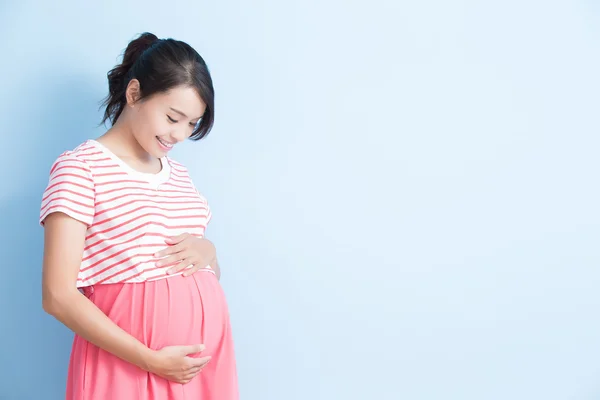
[50,159,85,175]
[42,204,94,219]
[84,157,112,162]
[95,179,151,187]
[169,160,185,169]
[81,243,161,273]
[42,184,94,203]
[77,145,96,152]
[84,230,169,252]
[163,181,194,190]
[52,172,93,184]
[95,197,205,217]
[83,231,203,250]
[85,218,207,245]
[90,164,119,169]
[82,232,147,261]
[41,194,93,213]
[170,176,189,184]
[95,182,196,195]
[82,231,187,261]
[52,164,89,175]
[94,171,129,178]
[95,189,198,206]
[95,193,200,209]
[94,255,196,285]
[78,151,104,157]
[170,164,186,172]
[84,252,175,284]
[93,204,207,227]
[86,212,207,241]
[80,252,156,280]
[171,173,187,180]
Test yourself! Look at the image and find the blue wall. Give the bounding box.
[1,1,600,399]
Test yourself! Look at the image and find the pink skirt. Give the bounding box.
[66,272,239,400]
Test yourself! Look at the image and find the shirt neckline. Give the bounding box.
[88,139,172,186]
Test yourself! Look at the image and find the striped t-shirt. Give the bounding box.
[39,139,213,288]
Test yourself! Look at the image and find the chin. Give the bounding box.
[140,137,170,158]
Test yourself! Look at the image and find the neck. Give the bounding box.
[100,120,155,165]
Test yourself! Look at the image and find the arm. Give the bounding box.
[39,155,208,383]
[42,213,210,383]
[42,212,154,371]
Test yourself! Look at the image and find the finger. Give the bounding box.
[165,233,190,245]
[183,263,213,277]
[167,257,194,275]
[154,242,185,258]
[183,344,206,355]
[182,364,206,380]
[182,262,203,277]
[181,369,203,384]
[188,355,212,368]
[156,252,188,268]
[187,366,203,374]
[184,366,203,378]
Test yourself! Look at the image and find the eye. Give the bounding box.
[167,115,178,123]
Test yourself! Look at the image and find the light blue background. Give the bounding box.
[1,1,599,399]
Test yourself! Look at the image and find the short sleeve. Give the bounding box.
[206,203,212,225]
[39,154,96,227]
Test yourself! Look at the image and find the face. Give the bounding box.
[125,81,206,157]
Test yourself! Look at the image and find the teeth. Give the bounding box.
[158,137,174,148]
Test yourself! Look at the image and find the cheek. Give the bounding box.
[134,108,169,139]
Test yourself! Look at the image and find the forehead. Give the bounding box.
[150,86,205,118]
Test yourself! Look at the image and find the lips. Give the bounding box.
[156,136,174,150]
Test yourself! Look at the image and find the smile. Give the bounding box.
[156,137,174,149]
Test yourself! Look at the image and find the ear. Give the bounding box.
[125,79,142,106]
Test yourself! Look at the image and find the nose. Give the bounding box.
[170,127,188,143]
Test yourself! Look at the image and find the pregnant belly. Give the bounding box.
[85,272,229,356]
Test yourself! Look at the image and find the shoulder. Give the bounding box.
[50,140,94,165]
[165,157,209,199]
[166,157,188,172]
[166,157,192,178]
[47,141,99,181]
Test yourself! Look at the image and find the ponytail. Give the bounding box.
[101,32,159,125]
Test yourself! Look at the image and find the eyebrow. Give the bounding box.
[170,107,201,122]
[170,107,188,118]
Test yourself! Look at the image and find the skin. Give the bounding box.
[42,80,220,384]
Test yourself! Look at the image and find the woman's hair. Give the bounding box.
[101,32,214,141]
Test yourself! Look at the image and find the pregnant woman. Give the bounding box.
[40,32,238,399]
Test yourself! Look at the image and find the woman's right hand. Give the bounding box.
[146,344,211,384]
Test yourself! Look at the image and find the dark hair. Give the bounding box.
[101,32,214,140]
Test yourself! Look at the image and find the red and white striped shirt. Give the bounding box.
[39,139,213,288]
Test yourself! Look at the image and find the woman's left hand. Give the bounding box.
[154,233,217,277]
